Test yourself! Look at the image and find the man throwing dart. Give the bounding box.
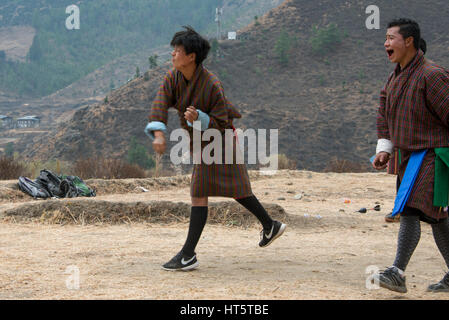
[145,26,286,271]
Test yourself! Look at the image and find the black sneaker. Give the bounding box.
[372,266,407,293]
[427,273,449,293]
[385,212,400,223]
[162,251,199,271]
[259,220,286,247]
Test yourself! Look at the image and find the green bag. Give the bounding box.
[59,175,96,197]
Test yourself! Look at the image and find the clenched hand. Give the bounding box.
[372,152,390,170]
[184,106,199,123]
[152,131,166,155]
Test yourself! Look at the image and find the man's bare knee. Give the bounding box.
[191,197,208,206]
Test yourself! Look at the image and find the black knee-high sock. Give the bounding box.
[235,195,273,231]
[393,215,421,271]
[431,219,449,269]
[181,206,208,257]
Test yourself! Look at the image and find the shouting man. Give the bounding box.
[372,19,449,293]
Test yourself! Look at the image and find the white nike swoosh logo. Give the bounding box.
[265,225,274,239]
[181,255,195,265]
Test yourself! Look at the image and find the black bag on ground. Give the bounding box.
[18,169,96,199]
[18,176,51,199]
[36,169,66,198]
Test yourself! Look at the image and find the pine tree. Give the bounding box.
[254,16,260,26]
[4,142,14,157]
[28,36,43,62]
[127,137,155,169]
[148,55,158,69]
[275,30,292,65]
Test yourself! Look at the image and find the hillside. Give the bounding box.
[0,0,223,97]
[0,25,35,62]
[28,0,283,102]
[17,0,449,171]
[0,0,282,98]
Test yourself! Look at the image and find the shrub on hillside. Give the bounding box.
[323,157,366,173]
[73,157,146,179]
[277,153,297,170]
[309,23,345,55]
[254,16,260,26]
[27,159,73,179]
[260,153,297,170]
[127,137,155,169]
[148,55,158,69]
[209,39,219,60]
[274,30,293,65]
[4,142,14,157]
[0,156,29,180]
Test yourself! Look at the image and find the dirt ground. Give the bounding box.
[1,170,449,300]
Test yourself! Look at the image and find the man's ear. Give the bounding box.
[188,52,196,64]
[405,36,414,48]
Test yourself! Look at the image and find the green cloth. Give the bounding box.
[434,148,449,207]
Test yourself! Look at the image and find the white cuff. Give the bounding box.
[144,121,167,140]
[376,139,393,154]
[187,110,210,131]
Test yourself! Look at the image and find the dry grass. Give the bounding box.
[146,154,179,178]
[0,156,29,180]
[27,159,74,178]
[277,153,298,170]
[0,170,268,202]
[259,153,297,171]
[73,157,146,179]
[323,157,367,173]
[2,199,288,228]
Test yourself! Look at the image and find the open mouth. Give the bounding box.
[386,49,394,58]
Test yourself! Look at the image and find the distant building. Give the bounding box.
[16,115,41,128]
[228,32,237,40]
[0,115,13,128]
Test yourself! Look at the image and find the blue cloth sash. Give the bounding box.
[392,150,428,216]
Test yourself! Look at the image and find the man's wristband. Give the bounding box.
[376,138,393,155]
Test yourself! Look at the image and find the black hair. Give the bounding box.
[170,26,211,65]
[419,38,426,54]
[387,18,426,54]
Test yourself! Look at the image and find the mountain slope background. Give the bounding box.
[14,0,449,171]
[0,0,282,98]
